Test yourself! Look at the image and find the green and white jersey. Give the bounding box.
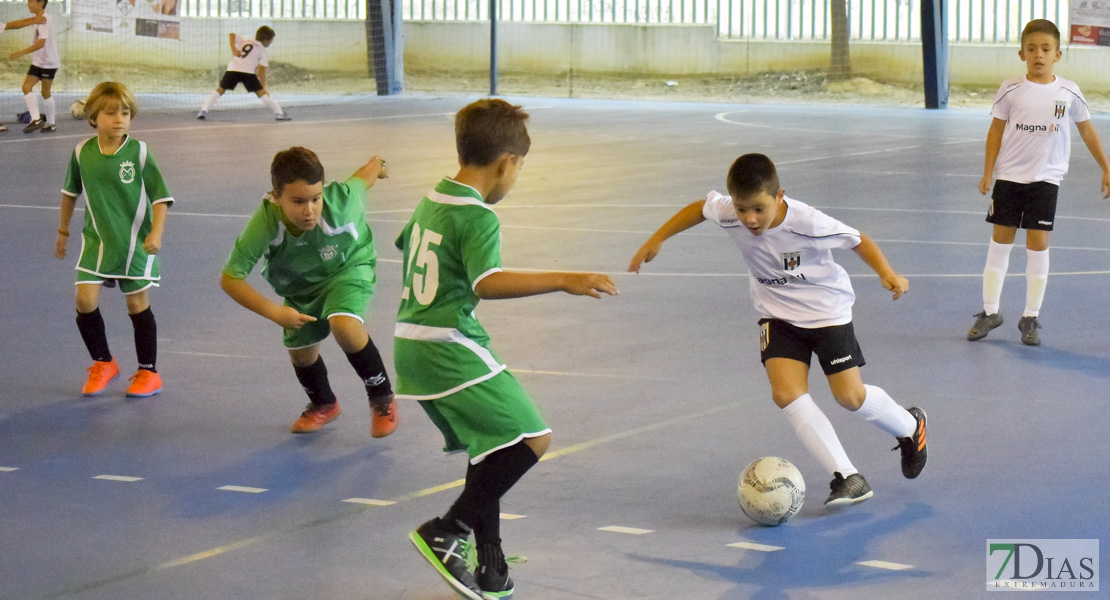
[394,178,506,400]
[223,177,377,299]
[62,136,174,280]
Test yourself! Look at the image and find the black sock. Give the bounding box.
[76,308,112,362]
[477,543,507,574]
[294,356,336,406]
[129,307,157,372]
[444,441,540,546]
[344,338,393,402]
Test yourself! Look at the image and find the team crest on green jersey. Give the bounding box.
[319,244,338,261]
[119,161,136,184]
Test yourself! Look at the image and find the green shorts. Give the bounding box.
[419,370,550,464]
[76,270,158,295]
[282,265,374,349]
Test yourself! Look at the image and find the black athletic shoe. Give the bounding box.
[477,543,515,600]
[23,117,45,133]
[40,123,56,133]
[409,518,484,600]
[894,407,928,479]
[824,472,873,510]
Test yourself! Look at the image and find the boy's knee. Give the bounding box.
[833,388,866,411]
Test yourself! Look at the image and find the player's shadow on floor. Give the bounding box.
[1004,344,1110,379]
[628,502,934,600]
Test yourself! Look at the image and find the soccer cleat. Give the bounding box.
[275,112,292,121]
[125,369,163,397]
[894,407,928,479]
[40,123,56,133]
[410,518,484,600]
[290,400,341,433]
[82,358,120,396]
[370,395,398,438]
[477,544,515,600]
[196,110,207,120]
[23,117,45,133]
[967,311,1003,341]
[0,123,7,131]
[824,472,873,510]
[1018,316,1041,346]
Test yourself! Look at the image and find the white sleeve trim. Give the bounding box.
[471,267,502,293]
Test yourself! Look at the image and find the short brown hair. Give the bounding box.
[1021,19,1060,47]
[455,99,531,167]
[727,153,780,199]
[256,26,276,43]
[271,147,324,195]
[84,81,138,128]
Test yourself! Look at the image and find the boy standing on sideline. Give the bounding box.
[8,0,60,133]
[400,99,617,600]
[629,153,927,509]
[969,19,1110,346]
[56,82,172,398]
[0,13,45,132]
[197,26,290,121]
[220,147,398,437]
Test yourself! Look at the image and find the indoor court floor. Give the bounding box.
[1,94,1107,599]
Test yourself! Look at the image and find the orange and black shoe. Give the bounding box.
[894,407,928,479]
[126,369,163,398]
[370,395,398,438]
[290,400,341,433]
[82,358,120,396]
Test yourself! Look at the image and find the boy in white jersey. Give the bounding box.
[401,99,617,600]
[56,82,173,398]
[970,19,1110,346]
[8,0,60,133]
[220,147,398,437]
[197,26,290,121]
[630,153,928,509]
[0,13,45,132]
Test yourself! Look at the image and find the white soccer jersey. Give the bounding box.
[1,21,7,33]
[226,34,269,74]
[30,14,60,69]
[990,75,1091,185]
[702,191,861,328]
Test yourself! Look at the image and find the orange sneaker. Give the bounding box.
[370,395,398,438]
[126,369,163,398]
[291,401,341,433]
[82,358,120,396]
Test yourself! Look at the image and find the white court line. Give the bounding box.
[500,513,527,520]
[342,498,396,506]
[0,467,19,472]
[857,560,914,571]
[93,475,144,482]
[727,541,785,552]
[598,525,654,535]
[217,485,268,493]
[714,111,983,144]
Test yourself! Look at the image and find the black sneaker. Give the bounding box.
[476,543,515,600]
[40,123,56,133]
[0,123,7,132]
[23,117,45,133]
[968,311,1003,340]
[894,407,928,479]
[824,472,873,510]
[1018,316,1041,346]
[409,518,484,600]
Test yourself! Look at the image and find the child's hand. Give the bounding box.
[372,156,389,179]
[628,239,662,273]
[54,233,68,259]
[143,232,163,254]
[881,273,909,300]
[563,273,618,299]
[978,175,992,195]
[1100,171,1109,199]
[274,306,317,329]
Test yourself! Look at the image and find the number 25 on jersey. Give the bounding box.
[402,224,442,305]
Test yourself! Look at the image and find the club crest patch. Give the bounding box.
[782,251,801,271]
[119,161,136,184]
[1054,101,1066,119]
[320,244,338,261]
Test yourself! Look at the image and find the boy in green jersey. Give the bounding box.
[56,81,172,398]
[400,99,618,600]
[221,147,398,437]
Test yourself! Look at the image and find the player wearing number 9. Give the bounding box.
[196,26,290,121]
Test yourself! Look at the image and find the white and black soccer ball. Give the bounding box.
[71,100,86,120]
[737,456,805,526]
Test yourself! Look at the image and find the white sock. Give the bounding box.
[24,93,40,121]
[260,93,283,115]
[782,394,856,476]
[44,96,55,124]
[1024,249,1049,318]
[201,90,221,112]
[855,384,915,438]
[982,240,1012,314]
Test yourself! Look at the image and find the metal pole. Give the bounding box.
[490,0,498,95]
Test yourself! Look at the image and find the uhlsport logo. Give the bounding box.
[987,539,1098,591]
[119,160,136,184]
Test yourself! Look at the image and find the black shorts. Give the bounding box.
[219,71,264,93]
[758,318,865,375]
[27,66,58,80]
[987,180,1059,231]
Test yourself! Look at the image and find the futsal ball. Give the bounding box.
[737,456,805,527]
[71,100,86,120]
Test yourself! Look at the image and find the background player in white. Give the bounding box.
[969,19,1110,345]
[197,26,290,121]
[630,153,928,509]
[0,12,45,132]
[8,0,60,133]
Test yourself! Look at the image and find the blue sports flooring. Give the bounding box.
[1,96,1108,599]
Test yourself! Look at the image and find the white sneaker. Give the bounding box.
[197,110,207,120]
[275,112,292,121]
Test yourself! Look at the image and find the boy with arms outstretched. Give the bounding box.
[630,153,927,509]
[8,0,60,133]
[0,13,44,131]
[197,26,289,121]
[969,19,1110,346]
[56,82,172,398]
[401,99,617,600]
[220,147,398,437]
